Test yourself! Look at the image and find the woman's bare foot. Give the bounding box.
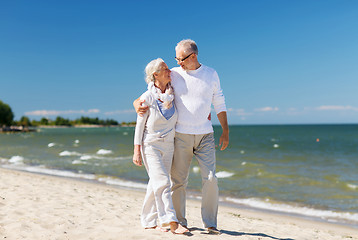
[170,222,189,234]
[145,226,169,232]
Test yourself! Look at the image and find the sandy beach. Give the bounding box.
[0,167,357,240]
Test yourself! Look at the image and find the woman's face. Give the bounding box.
[154,62,171,85]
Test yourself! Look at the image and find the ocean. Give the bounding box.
[1,124,357,227]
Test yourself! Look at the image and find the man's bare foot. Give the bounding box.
[170,222,189,234]
[207,227,221,234]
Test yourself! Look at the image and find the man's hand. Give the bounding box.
[219,130,229,151]
[217,111,229,151]
[133,98,149,116]
[133,145,142,166]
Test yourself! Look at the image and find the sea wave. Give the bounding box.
[1,164,147,191]
[3,164,96,180]
[59,151,82,157]
[347,183,358,190]
[9,156,25,165]
[72,160,86,165]
[80,155,92,160]
[48,143,56,148]
[224,197,358,225]
[192,167,235,178]
[98,177,147,189]
[96,149,113,155]
[216,171,235,178]
[58,150,131,161]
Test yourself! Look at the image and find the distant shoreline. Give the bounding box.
[0,126,37,133]
[1,124,135,132]
[2,123,355,133]
[39,124,136,128]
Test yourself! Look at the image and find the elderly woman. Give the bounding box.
[133,58,188,234]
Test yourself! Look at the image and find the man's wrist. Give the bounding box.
[222,127,229,133]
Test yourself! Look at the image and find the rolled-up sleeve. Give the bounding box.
[134,112,148,145]
[212,71,227,114]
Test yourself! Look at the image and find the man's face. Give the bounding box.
[175,47,194,71]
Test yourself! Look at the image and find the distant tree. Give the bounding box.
[79,116,89,124]
[55,116,72,126]
[77,116,105,125]
[19,116,32,127]
[0,100,14,126]
[31,120,39,126]
[105,119,119,125]
[69,116,118,126]
[40,117,49,125]
[94,117,99,125]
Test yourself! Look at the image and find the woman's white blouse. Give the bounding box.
[134,91,178,145]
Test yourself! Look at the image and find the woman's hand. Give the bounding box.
[133,145,142,166]
[133,153,142,166]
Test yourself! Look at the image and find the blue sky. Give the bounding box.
[1,0,357,125]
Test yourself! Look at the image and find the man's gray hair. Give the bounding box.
[144,58,164,84]
[175,39,198,55]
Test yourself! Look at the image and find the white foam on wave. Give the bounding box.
[192,166,200,173]
[216,171,235,178]
[72,160,86,165]
[0,157,8,164]
[96,149,113,155]
[59,150,130,162]
[117,156,132,160]
[80,155,92,160]
[273,144,279,148]
[2,161,151,195]
[3,164,95,180]
[9,156,25,165]
[98,177,147,189]
[192,168,234,178]
[48,143,56,148]
[225,197,358,224]
[73,139,80,147]
[59,151,82,157]
[347,183,358,190]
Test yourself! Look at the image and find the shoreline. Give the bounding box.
[0,167,357,239]
[2,163,358,230]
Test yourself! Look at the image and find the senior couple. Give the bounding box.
[132,39,229,234]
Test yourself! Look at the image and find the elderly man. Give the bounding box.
[134,39,229,234]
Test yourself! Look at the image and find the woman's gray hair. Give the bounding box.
[175,39,198,55]
[144,58,165,84]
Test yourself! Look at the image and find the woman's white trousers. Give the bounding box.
[141,140,177,227]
